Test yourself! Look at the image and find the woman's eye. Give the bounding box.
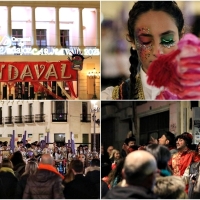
[160,39,175,47]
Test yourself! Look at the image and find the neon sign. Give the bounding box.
[0,36,100,56]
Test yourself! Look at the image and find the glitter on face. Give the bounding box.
[135,27,153,60]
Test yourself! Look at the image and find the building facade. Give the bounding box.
[0,1,100,100]
[101,101,200,150]
[0,100,100,151]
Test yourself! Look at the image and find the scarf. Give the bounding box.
[0,167,15,176]
[38,163,64,179]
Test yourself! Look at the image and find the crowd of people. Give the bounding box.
[0,140,100,199]
[101,131,200,199]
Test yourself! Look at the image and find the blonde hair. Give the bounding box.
[22,161,38,176]
[109,149,120,160]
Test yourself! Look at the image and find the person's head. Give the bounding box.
[176,132,193,151]
[146,144,171,170]
[127,1,184,99]
[158,131,176,148]
[90,158,100,167]
[24,160,38,176]
[107,146,114,156]
[1,158,13,169]
[124,137,136,148]
[10,151,25,166]
[122,150,157,190]
[41,154,54,165]
[109,149,120,160]
[71,160,84,175]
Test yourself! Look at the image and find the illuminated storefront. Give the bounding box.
[0,1,100,100]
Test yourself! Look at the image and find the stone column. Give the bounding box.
[96,8,100,48]
[79,8,84,48]
[55,7,61,48]
[31,7,37,47]
[7,6,12,37]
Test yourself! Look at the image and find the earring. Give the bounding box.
[132,46,136,50]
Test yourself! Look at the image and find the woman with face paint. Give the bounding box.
[101,1,185,100]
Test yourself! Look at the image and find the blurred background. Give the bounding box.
[101,1,200,90]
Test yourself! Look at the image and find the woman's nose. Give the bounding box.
[152,43,163,58]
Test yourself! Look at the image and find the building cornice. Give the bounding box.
[0,1,100,9]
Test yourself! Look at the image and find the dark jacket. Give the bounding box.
[103,185,157,199]
[63,174,99,199]
[15,174,29,199]
[0,170,18,199]
[85,169,100,198]
[13,162,26,180]
[23,169,64,199]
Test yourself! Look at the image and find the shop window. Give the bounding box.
[60,30,69,47]
[36,29,47,47]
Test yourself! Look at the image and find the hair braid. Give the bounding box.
[129,48,139,99]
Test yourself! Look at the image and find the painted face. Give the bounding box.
[134,10,179,73]
[158,135,168,145]
[176,138,187,150]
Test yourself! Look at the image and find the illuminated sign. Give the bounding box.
[0,61,77,82]
[0,36,100,56]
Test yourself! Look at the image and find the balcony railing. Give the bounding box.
[80,114,91,122]
[14,116,23,123]
[24,115,34,123]
[52,113,67,122]
[35,114,45,122]
[4,117,13,124]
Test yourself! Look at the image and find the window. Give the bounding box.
[60,30,69,47]
[29,104,33,116]
[82,134,89,144]
[82,102,88,122]
[12,29,23,47]
[8,106,12,117]
[40,102,44,114]
[0,107,2,124]
[36,29,47,47]
[52,101,67,122]
[19,105,22,117]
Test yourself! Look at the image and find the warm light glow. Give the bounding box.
[87,68,100,78]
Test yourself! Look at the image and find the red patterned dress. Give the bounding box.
[168,148,200,192]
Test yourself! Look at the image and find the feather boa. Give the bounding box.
[147,33,200,99]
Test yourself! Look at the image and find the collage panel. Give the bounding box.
[101,1,200,100]
[0,1,101,199]
[101,100,200,199]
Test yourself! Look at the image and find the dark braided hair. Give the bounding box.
[127,1,184,99]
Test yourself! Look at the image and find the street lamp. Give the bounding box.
[91,101,100,157]
[87,68,100,99]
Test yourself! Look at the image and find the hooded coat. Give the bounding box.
[23,168,64,199]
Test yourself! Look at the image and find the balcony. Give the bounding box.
[80,114,91,122]
[24,115,34,123]
[14,116,23,123]
[4,117,13,124]
[52,113,67,122]
[35,114,45,122]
